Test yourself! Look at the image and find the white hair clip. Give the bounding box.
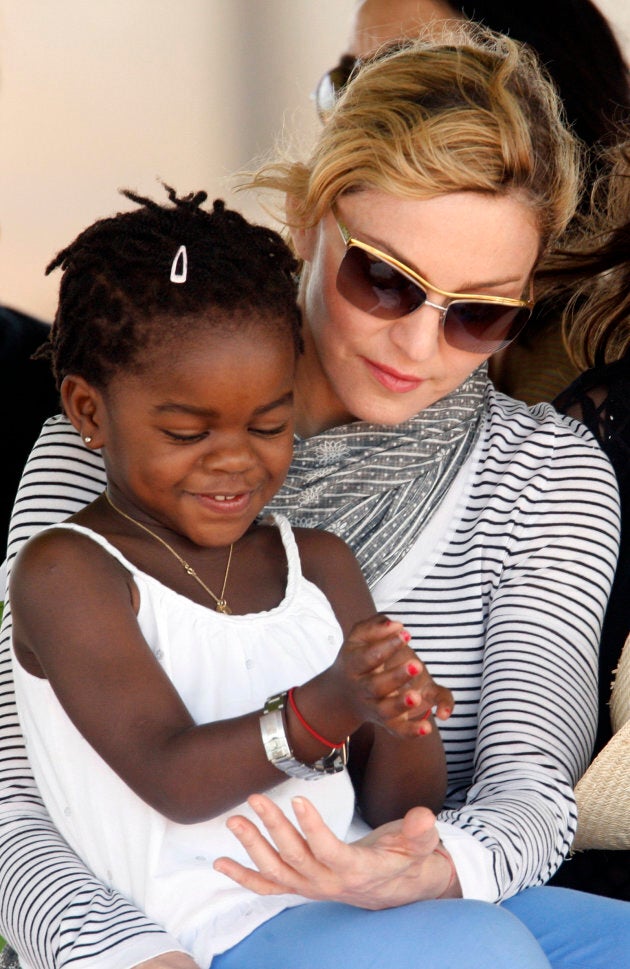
[170,245,188,283]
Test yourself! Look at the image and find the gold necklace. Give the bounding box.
[104,491,234,614]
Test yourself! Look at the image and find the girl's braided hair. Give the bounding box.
[41,186,303,390]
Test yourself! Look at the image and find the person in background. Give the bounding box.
[0,26,627,969]
[544,138,630,900]
[314,0,630,405]
[0,307,58,553]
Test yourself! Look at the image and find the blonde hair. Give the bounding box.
[248,25,580,250]
[559,140,630,370]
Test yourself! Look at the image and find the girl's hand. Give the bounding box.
[136,954,199,968]
[214,793,459,907]
[311,614,453,740]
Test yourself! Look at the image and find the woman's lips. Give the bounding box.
[363,357,423,393]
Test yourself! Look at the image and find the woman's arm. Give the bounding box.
[216,410,621,907]
[1,417,196,968]
[431,410,622,902]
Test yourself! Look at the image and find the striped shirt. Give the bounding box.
[0,389,620,968]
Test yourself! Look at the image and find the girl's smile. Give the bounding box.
[89,325,296,550]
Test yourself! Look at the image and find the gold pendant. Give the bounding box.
[215,600,231,615]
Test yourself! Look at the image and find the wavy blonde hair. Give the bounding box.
[247,24,580,252]
[559,141,630,370]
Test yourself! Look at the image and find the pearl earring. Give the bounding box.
[83,436,93,445]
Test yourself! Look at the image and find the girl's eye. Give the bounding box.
[251,423,289,438]
[164,431,208,443]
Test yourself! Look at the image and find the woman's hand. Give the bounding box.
[214,793,459,908]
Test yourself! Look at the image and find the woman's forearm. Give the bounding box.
[0,619,185,969]
[1,421,178,968]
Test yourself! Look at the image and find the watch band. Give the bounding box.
[259,691,348,781]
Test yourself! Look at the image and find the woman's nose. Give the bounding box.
[389,301,444,361]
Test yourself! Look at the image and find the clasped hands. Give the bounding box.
[215,614,456,907]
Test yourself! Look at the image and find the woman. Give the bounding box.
[316,0,630,404]
[0,26,626,969]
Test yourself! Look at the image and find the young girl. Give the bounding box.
[9,189,476,969]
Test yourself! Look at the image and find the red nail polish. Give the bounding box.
[407,662,420,676]
[417,723,430,736]
[421,709,431,720]
[401,630,411,643]
[405,694,416,708]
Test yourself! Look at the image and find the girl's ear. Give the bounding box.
[61,375,106,450]
[286,194,317,262]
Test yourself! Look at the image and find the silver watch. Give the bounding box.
[259,691,348,781]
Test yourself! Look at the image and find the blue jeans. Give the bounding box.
[212,886,630,969]
[503,885,630,968]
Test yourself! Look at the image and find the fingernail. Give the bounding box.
[400,630,411,643]
[292,796,306,814]
[417,723,430,736]
[405,694,417,708]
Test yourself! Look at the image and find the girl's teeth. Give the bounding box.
[215,495,236,501]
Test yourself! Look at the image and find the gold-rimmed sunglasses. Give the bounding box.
[334,215,534,354]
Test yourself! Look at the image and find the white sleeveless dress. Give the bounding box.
[13,514,355,967]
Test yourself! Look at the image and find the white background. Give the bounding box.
[0,0,628,320]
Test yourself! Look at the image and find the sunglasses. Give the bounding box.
[313,54,359,122]
[334,215,534,354]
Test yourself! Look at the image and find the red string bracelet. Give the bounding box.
[287,687,346,749]
[434,847,458,899]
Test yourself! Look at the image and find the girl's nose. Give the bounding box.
[389,301,444,362]
[200,437,256,474]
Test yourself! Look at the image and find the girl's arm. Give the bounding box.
[1,417,195,969]
[294,528,452,828]
[11,521,445,826]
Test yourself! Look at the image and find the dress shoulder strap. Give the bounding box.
[265,513,301,599]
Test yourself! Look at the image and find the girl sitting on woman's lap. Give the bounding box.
[1,25,628,969]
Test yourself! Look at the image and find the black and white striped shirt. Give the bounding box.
[0,390,620,967]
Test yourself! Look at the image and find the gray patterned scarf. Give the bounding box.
[268,365,489,587]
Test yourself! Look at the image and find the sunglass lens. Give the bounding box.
[337,246,426,319]
[314,55,358,121]
[444,302,531,353]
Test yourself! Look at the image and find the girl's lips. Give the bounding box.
[192,492,251,515]
[363,357,423,393]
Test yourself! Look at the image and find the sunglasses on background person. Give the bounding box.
[313,54,359,121]
[313,46,409,121]
[334,215,534,354]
